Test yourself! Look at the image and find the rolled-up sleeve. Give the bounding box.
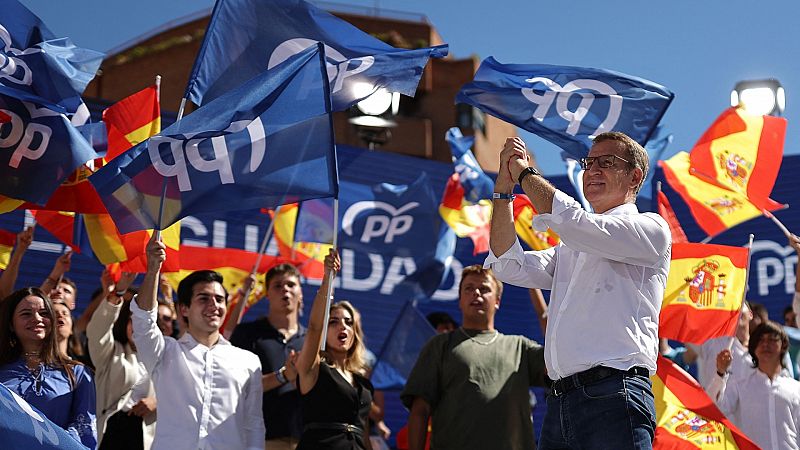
[484,239,556,289]
[535,190,670,268]
[130,298,165,374]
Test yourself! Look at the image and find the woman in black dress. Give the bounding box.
[295,249,373,450]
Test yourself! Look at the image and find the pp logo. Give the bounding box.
[0,101,57,168]
[0,24,39,86]
[342,201,418,244]
[521,77,622,138]
[268,38,374,95]
[149,118,266,192]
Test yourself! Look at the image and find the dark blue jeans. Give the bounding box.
[539,373,655,450]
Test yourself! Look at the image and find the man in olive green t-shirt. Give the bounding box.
[401,265,546,450]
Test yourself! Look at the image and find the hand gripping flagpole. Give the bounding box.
[320,198,339,351]
[728,233,755,352]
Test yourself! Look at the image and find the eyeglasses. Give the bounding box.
[579,154,632,170]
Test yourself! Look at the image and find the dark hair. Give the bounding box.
[59,276,78,296]
[176,270,227,311]
[264,263,302,287]
[0,288,78,386]
[427,312,458,329]
[748,321,789,369]
[112,300,134,346]
[459,265,503,299]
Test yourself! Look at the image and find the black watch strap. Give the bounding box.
[518,166,541,185]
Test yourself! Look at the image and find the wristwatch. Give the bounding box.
[517,166,541,185]
[492,192,516,201]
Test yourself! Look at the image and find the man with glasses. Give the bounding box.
[709,321,800,449]
[485,132,671,449]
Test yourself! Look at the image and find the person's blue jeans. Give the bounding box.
[539,372,655,450]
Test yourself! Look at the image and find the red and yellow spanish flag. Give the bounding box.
[272,203,330,280]
[117,223,182,273]
[163,245,292,308]
[103,84,161,161]
[689,107,786,210]
[659,243,749,345]
[512,194,559,251]
[657,191,688,244]
[0,229,16,270]
[653,356,758,449]
[439,173,492,254]
[660,152,781,237]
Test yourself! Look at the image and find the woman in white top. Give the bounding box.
[87,273,157,450]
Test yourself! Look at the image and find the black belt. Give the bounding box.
[550,366,649,396]
[304,422,364,435]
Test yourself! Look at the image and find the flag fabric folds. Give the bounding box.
[185,0,448,110]
[371,301,436,390]
[512,194,560,251]
[0,95,99,204]
[439,128,494,254]
[0,229,16,270]
[0,383,88,450]
[659,243,749,345]
[660,152,781,237]
[439,173,491,254]
[272,203,331,280]
[688,107,786,211]
[91,44,337,233]
[456,58,674,158]
[0,0,103,113]
[163,245,291,307]
[657,190,688,244]
[103,84,161,161]
[652,356,758,449]
[444,128,493,202]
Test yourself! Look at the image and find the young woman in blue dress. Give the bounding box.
[0,287,97,448]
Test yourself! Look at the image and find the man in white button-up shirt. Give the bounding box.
[131,235,265,450]
[485,133,671,450]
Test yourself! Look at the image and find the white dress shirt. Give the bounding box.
[485,190,671,379]
[131,300,265,450]
[708,369,800,449]
[689,337,753,391]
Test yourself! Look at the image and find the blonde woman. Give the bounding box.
[295,249,373,450]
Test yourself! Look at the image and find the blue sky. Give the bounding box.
[21,0,800,175]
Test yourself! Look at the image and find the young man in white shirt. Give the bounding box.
[710,321,800,449]
[131,235,265,450]
[485,133,671,449]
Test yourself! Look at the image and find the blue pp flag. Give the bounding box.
[371,300,436,390]
[338,173,455,300]
[0,95,100,204]
[90,44,337,233]
[456,58,674,158]
[0,384,87,450]
[185,0,448,110]
[295,197,335,244]
[445,127,494,202]
[0,1,103,113]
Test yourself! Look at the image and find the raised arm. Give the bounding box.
[130,234,166,372]
[295,248,340,394]
[489,137,527,257]
[222,273,256,339]
[40,251,72,294]
[791,234,800,318]
[0,226,33,299]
